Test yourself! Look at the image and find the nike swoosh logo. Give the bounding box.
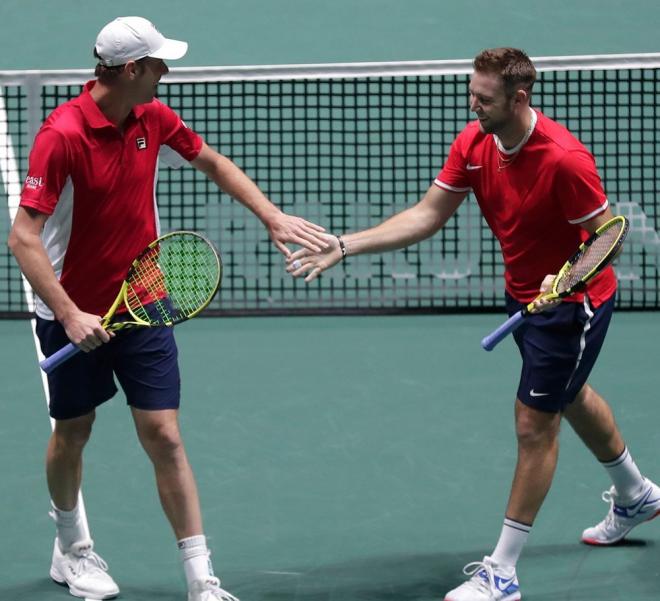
[495,576,517,592]
[478,571,517,591]
[630,490,653,514]
[530,389,550,397]
[466,164,482,170]
[616,487,659,517]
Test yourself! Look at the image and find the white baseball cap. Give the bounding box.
[95,16,188,67]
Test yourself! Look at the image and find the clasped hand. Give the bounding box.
[285,233,342,282]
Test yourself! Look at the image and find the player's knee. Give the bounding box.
[516,425,555,448]
[138,420,183,458]
[515,408,560,448]
[53,413,95,450]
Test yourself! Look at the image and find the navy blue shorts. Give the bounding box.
[506,292,615,413]
[35,317,180,420]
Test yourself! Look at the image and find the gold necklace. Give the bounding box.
[495,111,535,172]
[496,147,521,171]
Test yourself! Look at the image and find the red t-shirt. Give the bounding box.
[20,81,203,319]
[435,109,615,306]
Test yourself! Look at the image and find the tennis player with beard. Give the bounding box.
[287,47,660,600]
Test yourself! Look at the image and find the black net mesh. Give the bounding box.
[1,65,658,316]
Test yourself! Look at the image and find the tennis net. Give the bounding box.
[1,53,659,316]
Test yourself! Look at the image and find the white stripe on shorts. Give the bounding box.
[564,296,594,391]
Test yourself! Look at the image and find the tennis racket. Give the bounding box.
[40,230,221,374]
[481,215,629,351]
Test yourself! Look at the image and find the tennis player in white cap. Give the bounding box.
[10,15,327,601]
[94,16,190,66]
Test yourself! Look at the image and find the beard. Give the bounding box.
[477,113,509,135]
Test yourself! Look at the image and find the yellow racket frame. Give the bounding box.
[525,215,628,314]
[102,230,222,331]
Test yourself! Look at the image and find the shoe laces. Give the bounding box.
[598,488,628,533]
[599,509,619,533]
[461,560,496,594]
[601,487,617,506]
[70,542,110,576]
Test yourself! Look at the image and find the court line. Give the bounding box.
[0,86,93,601]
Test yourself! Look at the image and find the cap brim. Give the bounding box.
[149,38,188,61]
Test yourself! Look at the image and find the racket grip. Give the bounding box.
[39,342,81,374]
[481,310,525,351]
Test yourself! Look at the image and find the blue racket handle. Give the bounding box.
[481,310,526,351]
[39,342,81,374]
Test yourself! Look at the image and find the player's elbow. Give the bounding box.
[7,227,19,256]
[7,224,33,259]
[8,207,47,256]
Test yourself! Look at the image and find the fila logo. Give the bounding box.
[24,175,44,189]
[136,137,147,150]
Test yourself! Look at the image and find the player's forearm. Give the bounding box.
[207,154,283,226]
[8,231,78,321]
[341,204,442,257]
[339,186,464,257]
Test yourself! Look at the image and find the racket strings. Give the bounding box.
[159,237,219,315]
[555,225,622,293]
[125,233,220,325]
[126,247,171,324]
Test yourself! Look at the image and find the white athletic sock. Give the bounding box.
[490,518,532,569]
[178,535,214,588]
[49,501,87,551]
[602,446,646,502]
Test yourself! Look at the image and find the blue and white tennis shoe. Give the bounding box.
[444,555,521,601]
[582,477,660,545]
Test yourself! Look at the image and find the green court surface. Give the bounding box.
[1,312,659,600]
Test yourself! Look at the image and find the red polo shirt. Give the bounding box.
[20,81,203,319]
[435,109,615,306]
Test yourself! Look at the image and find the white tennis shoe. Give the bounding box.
[582,478,660,545]
[444,555,521,601]
[50,538,119,599]
[188,577,240,601]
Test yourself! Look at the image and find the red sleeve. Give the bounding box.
[434,129,471,192]
[556,149,608,224]
[19,127,70,215]
[155,100,203,161]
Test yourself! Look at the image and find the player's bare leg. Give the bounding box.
[132,408,238,601]
[565,384,660,545]
[444,400,559,601]
[563,384,624,460]
[48,411,119,599]
[47,412,95,511]
[131,407,202,538]
[506,399,562,524]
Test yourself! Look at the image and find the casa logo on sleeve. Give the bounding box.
[24,175,44,190]
[136,137,147,150]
